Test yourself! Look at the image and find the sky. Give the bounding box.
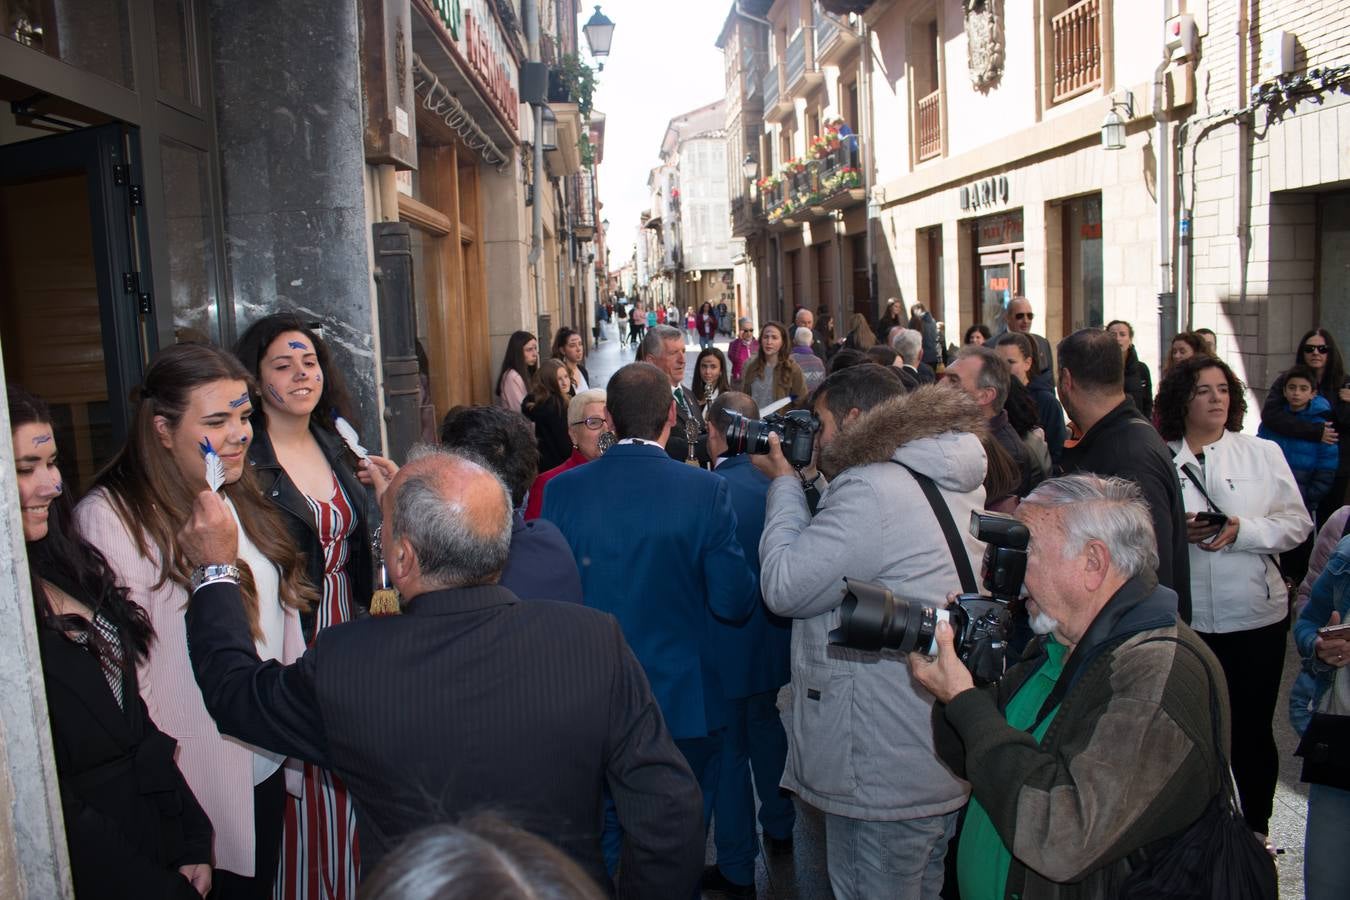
[580,0,732,265]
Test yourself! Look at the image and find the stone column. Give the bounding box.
[0,333,73,899]
[209,0,381,441]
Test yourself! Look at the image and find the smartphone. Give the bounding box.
[1317,622,1350,639]
[1192,511,1227,528]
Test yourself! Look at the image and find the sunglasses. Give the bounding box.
[570,416,606,430]
[1012,312,1034,321]
[1303,343,1330,354]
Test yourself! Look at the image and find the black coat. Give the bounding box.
[40,628,211,899]
[248,423,375,640]
[524,395,573,472]
[1123,346,1154,419]
[1060,400,1192,621]
[186,582,705,897]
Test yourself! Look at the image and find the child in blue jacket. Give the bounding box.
[1260,365,1340,516]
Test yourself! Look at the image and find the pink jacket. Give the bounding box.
[1295,505,1350,616]
[728,337,757,382]
[75,489,304,877]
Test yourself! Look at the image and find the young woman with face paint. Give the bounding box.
[74,343,314,899]
[9,384,215,900]
[232,312,382,899]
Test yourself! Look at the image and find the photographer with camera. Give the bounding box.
[754,368,989,900]
[910,474,1251,900]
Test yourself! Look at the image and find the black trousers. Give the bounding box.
[1198,617,1288,835]
[209,765,286,900]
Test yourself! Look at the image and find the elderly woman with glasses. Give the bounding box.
[524,389,610,520]
[727,318,758,384]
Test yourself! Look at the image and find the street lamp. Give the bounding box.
[582,5,615,70]
[540,105,558,151]
[1101,91,1134,151]
[742,154,758,180]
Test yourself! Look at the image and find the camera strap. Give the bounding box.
[893,462,978,595]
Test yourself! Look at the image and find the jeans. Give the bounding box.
[825,810,957,900]
[699,335,713,350]
[1305,782,1350,900]
[712,691,795,884]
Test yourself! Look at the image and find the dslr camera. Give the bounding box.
[725,409,819,470]
[828,511,1029,685]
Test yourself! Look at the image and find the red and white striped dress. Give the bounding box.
[275,473,360,899]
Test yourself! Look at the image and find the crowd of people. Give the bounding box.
[11,295,1350,900]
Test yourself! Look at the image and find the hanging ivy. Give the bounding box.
[557,53,597,120]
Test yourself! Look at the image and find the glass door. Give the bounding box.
[0,123,156,491]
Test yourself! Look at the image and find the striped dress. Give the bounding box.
[275,473,360,899]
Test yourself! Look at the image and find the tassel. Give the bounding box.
[368,524,401,616]
[369,587,401,616]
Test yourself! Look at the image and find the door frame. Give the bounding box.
[0,123,157,444]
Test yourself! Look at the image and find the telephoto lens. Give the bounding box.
[829,579,960,654]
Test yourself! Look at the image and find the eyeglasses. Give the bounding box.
[1012,312,1035,321]
[741,328,753,334]
[570,416,605,430]
[1303,343,1330,354]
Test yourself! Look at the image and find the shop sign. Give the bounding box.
[960,175,1010,212]
[463,0,519,131]
[432,0,462,40]
[975,210,1024,248]
[424,0,520,132]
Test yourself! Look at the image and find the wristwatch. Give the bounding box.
[191,563,241,593]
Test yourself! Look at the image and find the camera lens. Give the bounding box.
[830,580,942,654]
[747,419,771,454]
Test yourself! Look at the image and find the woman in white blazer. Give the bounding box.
[1156,355,1312,849]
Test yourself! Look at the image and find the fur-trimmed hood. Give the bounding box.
[820,384,987,490]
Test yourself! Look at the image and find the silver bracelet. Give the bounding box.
[191,564,241,593]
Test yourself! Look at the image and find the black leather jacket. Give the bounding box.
[248,423,374,641]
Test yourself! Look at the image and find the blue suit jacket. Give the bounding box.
[499,511,584,604]
[542,443,757,740]
[712,455,792,698]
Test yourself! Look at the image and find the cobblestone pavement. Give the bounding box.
[588,320,1309,898]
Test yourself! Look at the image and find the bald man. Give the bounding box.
[999,296,1054,379]
[182,450,702,896]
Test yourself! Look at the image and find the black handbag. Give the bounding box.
[1296,711,1350,789]
[1118,637,1277,900]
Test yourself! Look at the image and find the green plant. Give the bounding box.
[557,53,597,119]
[578,133,595,167]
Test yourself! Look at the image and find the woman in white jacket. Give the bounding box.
[1156,355,1312,848]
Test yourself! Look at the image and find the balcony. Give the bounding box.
[760,140,863,227]
[916,89,942,161]
[764,63,793,121]
[730,194,760,238]
[783,28,823,99]
[571,174,596,239]
[813,3,858,66]
[1051,0,1102,103]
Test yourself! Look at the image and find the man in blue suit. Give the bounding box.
[702,393,797,897]
[542,362,758,866]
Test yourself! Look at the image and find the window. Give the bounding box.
[1047,0,1104,104]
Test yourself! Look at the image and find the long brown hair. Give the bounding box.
[94,343,313,636]
[741,321,801,396]
[525,358,570,414]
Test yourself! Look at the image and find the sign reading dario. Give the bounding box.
[960,175,1010,212]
